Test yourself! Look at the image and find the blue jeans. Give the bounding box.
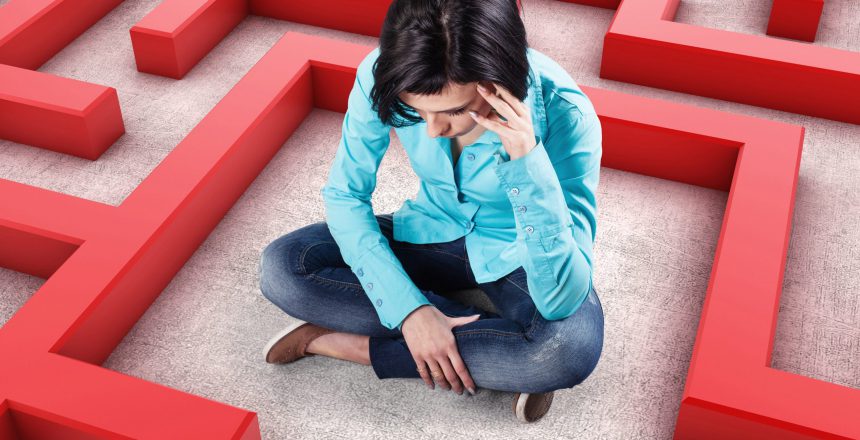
[258,213,604,394]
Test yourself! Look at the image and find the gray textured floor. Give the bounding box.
[1,0,858,438]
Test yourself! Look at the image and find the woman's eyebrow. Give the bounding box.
[407,100,472,113]
[439,102,471,112]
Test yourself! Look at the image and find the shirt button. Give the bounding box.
[525,225,534,234]
[367,282,374,290]
[467,153,475,160]
[518,205,527,213]
[510,187,519,196]
[356,268,364,277]
[376,298,383,307]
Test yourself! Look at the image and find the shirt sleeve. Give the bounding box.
[319,52,432,331]
[492,104,602,321]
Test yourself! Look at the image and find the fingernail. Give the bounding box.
[477,84,486,92]
[467,387,476,395]
[468,111,477,118]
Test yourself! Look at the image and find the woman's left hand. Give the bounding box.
[469,81,536,160]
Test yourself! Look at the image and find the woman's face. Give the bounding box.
[399,82,494,139]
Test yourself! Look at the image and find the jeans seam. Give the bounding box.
[504,275,541,338]
[302,239,466,268]
[307,273,364,291]
[299,241,365,291]
[298,240,465,291]
[390,244,467,261]
[298,241,332,275]
[455,329,527,338]
[462,238,471,283]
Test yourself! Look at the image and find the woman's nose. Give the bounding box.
[426,115,448,138]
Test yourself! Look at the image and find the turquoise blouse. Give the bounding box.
[321,46,602,331]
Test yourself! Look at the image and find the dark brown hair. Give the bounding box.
[370,0,531,127]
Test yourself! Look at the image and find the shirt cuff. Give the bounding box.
[493,135,571,237]
[352,243,433,331]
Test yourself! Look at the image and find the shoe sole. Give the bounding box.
[514,391,554,423]
[262,319,310,363]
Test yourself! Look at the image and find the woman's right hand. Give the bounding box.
[401,305,480,395]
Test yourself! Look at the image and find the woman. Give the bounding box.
[258,0,604,424]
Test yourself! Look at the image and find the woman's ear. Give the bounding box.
[478,80,498,95]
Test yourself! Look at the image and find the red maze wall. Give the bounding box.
[0,0,857,438]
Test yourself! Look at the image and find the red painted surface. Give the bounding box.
[0,64,124,159]
[598,0,859,124]
[767,0,824,42]
[2,0,856,438]
[559,0,621,9]
[0,0,124,159]
[130,0,248,79]
[249,0,392,38]
[129,0,391,79]
[0,0,122,70]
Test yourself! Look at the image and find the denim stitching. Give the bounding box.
[308,273,364,290]
[298,240,467,291]
[462,238,472,283]
[298,241,331,275]
[503,274,541,338]
[298,241,365,291]
[391,244,467,261]
[455,329,527,338]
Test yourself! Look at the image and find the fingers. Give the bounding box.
[416,353,472,395]
[415,359,435,390]
[485,109,514,130]
[437,354,464,394]
[408,310,478,396]
[477,81,521,123]
[492,82,529,116]
[426,358,452,391]
[470,109,515,137]
[448,349,476,395]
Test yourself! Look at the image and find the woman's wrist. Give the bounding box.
[402,304,433,331]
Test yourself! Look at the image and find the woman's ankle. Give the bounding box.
[306,332,336,356]
[307,332,371,365]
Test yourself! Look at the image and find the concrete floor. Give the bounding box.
[0,0,858,438]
